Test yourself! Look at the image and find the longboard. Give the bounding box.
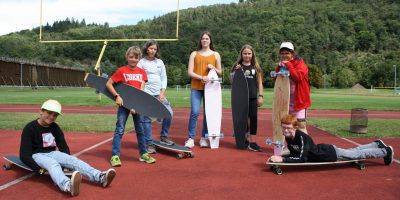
[231,69,249,149]
[266,158,366,175]
[3,155,73,175]
[204,69,222,149]
[271,67,290,155]
[152,140,194,159]
[84,73,172,119]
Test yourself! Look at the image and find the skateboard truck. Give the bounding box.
[270,67,290,77]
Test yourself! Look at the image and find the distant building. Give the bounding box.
[0,57,85,87]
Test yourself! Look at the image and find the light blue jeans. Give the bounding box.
[142,96,173,145]
[334,142,387,160]
[32,151,101,192]
[112,106,146,156]
[187,89,208,139]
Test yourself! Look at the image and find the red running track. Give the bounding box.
[0,108,399,199]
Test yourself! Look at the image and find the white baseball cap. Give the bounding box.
[41,99,62,115]
[280,42,294,51]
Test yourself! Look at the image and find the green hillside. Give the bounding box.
[0,0,399,88]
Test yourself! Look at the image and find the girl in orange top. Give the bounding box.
[185,31,222,148]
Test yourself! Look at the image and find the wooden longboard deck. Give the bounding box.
[271,75,290,155]
[266,158,366,175]
[152,140,194,159]
[204,69,222,148]
[84,73,172,119]
[3,155,73,175]
[231,69,249,149]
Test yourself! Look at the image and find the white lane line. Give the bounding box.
[0,137,113,191]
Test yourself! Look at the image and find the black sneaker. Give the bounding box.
[160,136,175,146]
[248,142,261,152]
[384,146,394,165]
[147,144,157,154]
[374,139,387,149]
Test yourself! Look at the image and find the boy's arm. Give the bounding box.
[19,126,42,171]
[106,78,123,106]
[54,124,70,155]
[282,135,310,163]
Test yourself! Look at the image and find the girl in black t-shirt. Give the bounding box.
[231,44,264,151]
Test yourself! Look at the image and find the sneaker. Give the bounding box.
[199,137,209,148]
[184,138,194,148]
[384,146,394,165]
[374,139,387,149]
[69,171,82,196]
[139,153,156,164]
[100,168,116,187]
[110,155,122,167]
[147,144,157,154]
[160,136,175,146]
[248,142,261,152]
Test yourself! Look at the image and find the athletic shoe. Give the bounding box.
[199,137,209,148]
[147,144,157,154]
[160,136,175,146]
[139,153,156,164]
[184,138,194,148]
[69,171,82,196]
[100,168,116,187]
[374,139,387,148]
[384,146,394,165]
[110,155,122,167]
[248,142,261,152]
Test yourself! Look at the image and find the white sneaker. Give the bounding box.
[100,168,116,187]
[69,171,82,196]
[199,137,209,148]
[185,138,194,148]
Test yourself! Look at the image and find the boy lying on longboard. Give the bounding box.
[269,114,394,165]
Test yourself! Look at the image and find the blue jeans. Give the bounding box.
[334,142,387,160]
[142,96,173,145]
[112,106,146,156]
[32,151,101,192]
[187,89,208,139]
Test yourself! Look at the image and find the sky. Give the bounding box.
[0,0,238,36]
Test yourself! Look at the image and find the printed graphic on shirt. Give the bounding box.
[123,73,143,82]
[244,69,255,79]
[290,145,300,151]
[42,132,56,148]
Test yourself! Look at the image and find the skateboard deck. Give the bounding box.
[204,69,222,149]
[271,67,290,155]
[3,155,73,175]
[152,140,194,159]
[266,158,366,175]
[85,73,172,119]
[231,69,249,149]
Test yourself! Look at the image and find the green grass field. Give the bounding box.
[0,87,399,110]
[0,87,399,138]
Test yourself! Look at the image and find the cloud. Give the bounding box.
[0,0,238,36]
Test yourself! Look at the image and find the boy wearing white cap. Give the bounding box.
[19,99,116,196]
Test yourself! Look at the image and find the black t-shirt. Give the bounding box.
[19,119,70,171]
[283,130,337,163]
[242,64,258,99]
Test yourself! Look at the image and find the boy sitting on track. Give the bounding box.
[269,114,394,165]
[20,99,116,196]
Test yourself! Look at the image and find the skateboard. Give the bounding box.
[152,140,194,159]
[84,73,172,119]
[266,158,366,175]
[204,69,222,149]
[3,155,73,175]
[231,69,249,149]
[271,66,290,155]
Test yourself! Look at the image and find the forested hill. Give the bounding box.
[0,0,399,88]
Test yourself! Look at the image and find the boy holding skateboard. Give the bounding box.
[231,44,264,151]
[275,42,311,134]
[20,100,116,196]
[138,39,175,153]
[269,114,394,165]
[106,46,156,165]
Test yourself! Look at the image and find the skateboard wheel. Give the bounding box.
[176,154,183,159]
[189,153,194,158]
[358,163,366,170]
[3,164,12,170]
[271,166,283,175]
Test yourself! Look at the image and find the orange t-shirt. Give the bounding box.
[191,52,217,90]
